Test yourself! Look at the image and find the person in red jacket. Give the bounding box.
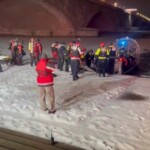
[16,41,25,65]
[36,38,43,56]
[8,38,18,64]
[36,53,56,114]
[51,41,59,68]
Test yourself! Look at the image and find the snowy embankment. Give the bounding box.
[0,62,150,150]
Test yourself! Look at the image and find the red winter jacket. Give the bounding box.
[36,58,54,86]
[37,42,42,54]
[17,44,23,54]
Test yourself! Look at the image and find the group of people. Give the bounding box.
[49,40,118,79]
[8,37,122,79]
[8,37,43,66]
[7,37,135,114]
[50,40,89,80]
[28,37,43,66]
[35,40,118,114]
[8,38,26,65]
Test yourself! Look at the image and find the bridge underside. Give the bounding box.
[0,0,139,37]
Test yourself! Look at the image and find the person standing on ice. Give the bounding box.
[95,42,110,77]
[51,41,59,68]
[8,37,18,64]
[57,42,66,71]
[107,43,117,74]
[64,42,72,72]
[16,40,25,65]
[28,37,35,66]
[69,41,82,81]
[36,38,43,58]
[36,53,56,113]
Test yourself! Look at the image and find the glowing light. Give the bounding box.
[118,40,128,48]
[114,2,118,7]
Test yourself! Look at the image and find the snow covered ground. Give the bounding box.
[0,36,150,150]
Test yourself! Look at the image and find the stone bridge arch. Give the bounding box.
[0,0,74,36]
[87,7,130,32]
[31,0,74,36]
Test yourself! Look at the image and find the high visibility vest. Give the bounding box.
[28,42,34,53]
[95,48,109,60]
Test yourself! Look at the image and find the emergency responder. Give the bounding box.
[75,40,85,73]
[58,42,66,71]
[69,41,82,81]
[85,49,94,68]
[36,38,42,58]
[8,38,18,64]
[107,43,117,74]
[64,42,72,72]
[33,38,41,65]
[95,42,110,77]
[118,48,128,74]
[51,41,59,68]
[28,37,35,66]
[16,40,24,65]
[79,47,86,73]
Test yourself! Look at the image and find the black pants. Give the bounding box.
[11,52,17,64]
[65,58,70,72]
[108,59,115,74]
[16,54,23,65]
[30,53,39,66]
[97,60,106,77]
[58,57,64,71]
[71,59,80,80]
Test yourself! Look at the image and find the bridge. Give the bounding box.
[0,0,147,37]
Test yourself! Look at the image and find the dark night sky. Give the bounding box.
[105,0,150,17]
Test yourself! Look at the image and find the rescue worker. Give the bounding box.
[36,38,43,58]
[58,42,66,71]
[33,38,41,65]
[95,42,110,77]
[8,38,18,64]
[79,47,86,72]
[64,42,72,72]
[75,40,85,73]
[28,37,35,66]
[69,41,82,81]
[51,41,59,68]
[107,43,117,74]
[85,49,94,68]
[16,41,24,65]
[118,48,128,74]
[28,38,40,66]
[36,53,56,113]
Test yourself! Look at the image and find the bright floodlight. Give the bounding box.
[125,8,137,14]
